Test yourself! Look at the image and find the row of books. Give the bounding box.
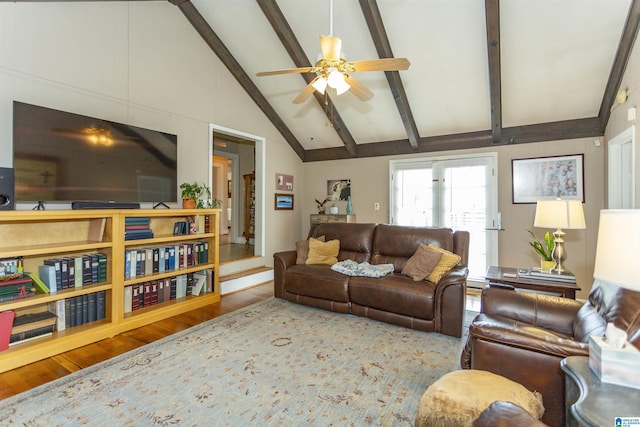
[41,253,108,292]
[520,267,577,283]
[125,216,154,241]
[124,241,209,280]
[48,291,107,331]
[124,271,210,313]
[8,310,57,346]
[0,276,35,302]
[4,291,107,348]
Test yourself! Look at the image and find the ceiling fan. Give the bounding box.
[256,0,410,104]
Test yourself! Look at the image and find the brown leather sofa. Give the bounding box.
[461,281,640,427]
[273,223,469,337]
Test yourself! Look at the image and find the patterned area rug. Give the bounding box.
[1,298,474,426]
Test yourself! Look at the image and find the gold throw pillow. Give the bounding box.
[425,244,461,284]
[306,237,340,265]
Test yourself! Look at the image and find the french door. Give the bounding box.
[389,153,498,283]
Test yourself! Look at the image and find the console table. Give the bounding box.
[561,356,640,427]
[486,266,581,299]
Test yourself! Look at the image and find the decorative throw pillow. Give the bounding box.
[414,370,545,427]
[306,237,340,265]
[402,243,443,281]
[425,244,461,284]
[295,235,325,265]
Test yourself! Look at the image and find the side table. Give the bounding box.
[561,356,640,427]
[486,266,581,299]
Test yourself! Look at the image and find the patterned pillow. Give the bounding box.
[306,238,340,265]
[425,244,461,284]
[402,243,443,281]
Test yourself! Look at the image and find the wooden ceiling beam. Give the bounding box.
[484,0,502,144]
[170,1,306,161]
[598,0,640,132]
[256,0,358,157]
[359,0,419,151]
[305,118,602,161]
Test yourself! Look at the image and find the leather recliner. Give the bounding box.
[461,281,640,427]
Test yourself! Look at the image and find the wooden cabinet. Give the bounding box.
[0,209,220,373]
[310,214,356,225]
[243,173,255,245]
[310,214,356,234]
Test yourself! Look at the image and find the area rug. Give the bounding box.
[1,298,475,426]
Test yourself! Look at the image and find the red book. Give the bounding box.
[0,310,15,351]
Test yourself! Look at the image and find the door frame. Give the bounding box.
[608,125,635,208]
[389,152,498,283]
[209,123,265,257]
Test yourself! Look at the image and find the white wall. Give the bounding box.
[605,33,640,205]
[0,2,303,269]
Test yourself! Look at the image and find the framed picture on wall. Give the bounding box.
[512,154,584,204]
[275,193,294,210]
[276,173,293,191]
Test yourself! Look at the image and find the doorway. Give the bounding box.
[210,124,265,264]
[389,153,498,283]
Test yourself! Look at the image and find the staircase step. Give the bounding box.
[220,266,272,282]
[219,266,273,295]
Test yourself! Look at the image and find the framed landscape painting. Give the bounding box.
[512,154,584,204]
[275,193,294,210]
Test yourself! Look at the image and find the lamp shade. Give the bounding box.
[593,209,640,291]
[534,199,586,229]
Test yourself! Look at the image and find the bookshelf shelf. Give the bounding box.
[0,283,113,311]
[0,209,220,372]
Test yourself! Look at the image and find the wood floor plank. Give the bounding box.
[0,282,274,401]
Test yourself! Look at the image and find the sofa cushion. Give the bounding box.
[349,274,437,320]
[401,243,443,281]
[296,235,325,264]
[415,370,544,427]
[370,224,455,272]
[425,244,461,284]
[311,223,376,263]
[306,238,339,265]
[285,265,351,302]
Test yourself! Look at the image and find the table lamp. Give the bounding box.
[534,199,586,274]
[593,210,640,290]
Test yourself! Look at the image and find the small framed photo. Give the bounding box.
[275,193,294,210]
[276,173,294,191]
[512,154,584,204]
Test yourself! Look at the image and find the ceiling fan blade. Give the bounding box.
[351,58,410,72]
[344,75,374,102]
[320,35,342,61]
[292,77,320,104]
[256,67,314,77]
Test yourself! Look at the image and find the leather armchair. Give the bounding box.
[461,281,640,427]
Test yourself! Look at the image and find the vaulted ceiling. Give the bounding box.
[20,0,640,162]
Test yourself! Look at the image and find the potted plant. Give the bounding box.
[180,182,221,209]
[527,229,556,270]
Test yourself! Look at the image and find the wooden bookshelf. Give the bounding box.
[0,209,220,372]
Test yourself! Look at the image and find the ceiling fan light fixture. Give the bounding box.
[311,77,328,94]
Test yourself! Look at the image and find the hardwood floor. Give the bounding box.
[0,282,274,401]
[0,283,479,401]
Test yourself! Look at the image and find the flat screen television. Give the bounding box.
[12,101,177,204]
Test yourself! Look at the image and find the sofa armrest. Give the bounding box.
[273,250,296,298]
[434,265,469,337]
[468,313,590,358]
[481,285,583,337]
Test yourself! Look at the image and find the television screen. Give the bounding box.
[12,101,177,204]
